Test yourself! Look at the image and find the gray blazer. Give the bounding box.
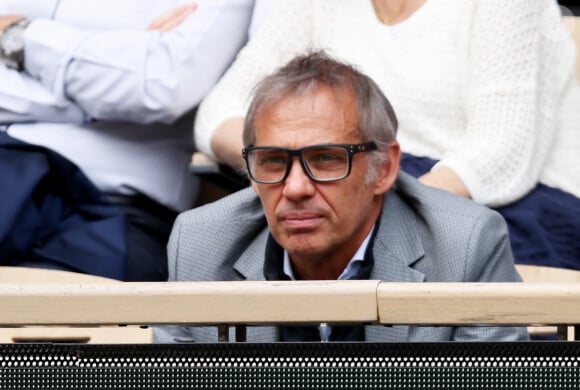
[154,172,529,342]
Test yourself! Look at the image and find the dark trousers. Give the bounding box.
[109,195,178,281]
[0,132,126,280]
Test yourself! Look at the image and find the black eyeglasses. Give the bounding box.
[242,142,377,184]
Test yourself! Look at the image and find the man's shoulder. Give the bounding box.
[385,172,514,284]
[394,172,501,222]
[390,171,508,248]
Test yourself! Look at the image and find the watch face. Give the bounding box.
[1,26,26,54]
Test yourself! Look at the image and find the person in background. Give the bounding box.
[154,51,529,343]
[193,0,580,271]
[0,0,254,281]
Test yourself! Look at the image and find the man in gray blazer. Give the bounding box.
[154,51,528,343]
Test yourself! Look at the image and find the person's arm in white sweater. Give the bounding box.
[194,0,313,169]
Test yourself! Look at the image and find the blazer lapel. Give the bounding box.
[232,228,278,342]
[367,179,426,342]
[233,228,269,281]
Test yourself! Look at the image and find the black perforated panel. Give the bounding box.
[1,342,580,389]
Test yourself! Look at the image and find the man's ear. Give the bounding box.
[374,141,401,195]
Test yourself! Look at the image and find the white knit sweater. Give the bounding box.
[195,0,580,206]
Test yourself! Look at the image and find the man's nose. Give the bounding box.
[282,158,316,199]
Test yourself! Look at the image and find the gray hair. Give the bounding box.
[243,50,398,183]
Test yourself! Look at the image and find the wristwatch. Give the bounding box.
[0,18,32,71]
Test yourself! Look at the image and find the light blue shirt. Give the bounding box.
[0,0,254,210]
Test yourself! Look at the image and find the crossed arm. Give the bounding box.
[0,0,252,125]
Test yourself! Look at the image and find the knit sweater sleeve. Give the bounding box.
[438,0,562,206]
[194,0,314,158]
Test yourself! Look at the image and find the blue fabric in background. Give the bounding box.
[401,153,580,270]
[0,132,126,280]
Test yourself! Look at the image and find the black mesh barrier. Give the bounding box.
[1,342,580,389]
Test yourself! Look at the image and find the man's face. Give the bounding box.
[251,86,399,270]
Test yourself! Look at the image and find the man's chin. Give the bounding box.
[284,239,328,260]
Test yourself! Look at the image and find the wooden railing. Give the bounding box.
[1,279,580,340]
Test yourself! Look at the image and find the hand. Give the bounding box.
[418,166,471,199]
[0,15,26,32]
[147,3,197,32]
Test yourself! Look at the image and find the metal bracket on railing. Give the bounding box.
[217,324,247,342]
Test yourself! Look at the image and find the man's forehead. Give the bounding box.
[254,87,359,140]
[263,85,355,111]
[254,120,360,148]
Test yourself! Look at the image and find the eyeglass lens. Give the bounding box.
[248,146,350,183]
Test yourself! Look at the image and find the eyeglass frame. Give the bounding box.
[241,141,378,184]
